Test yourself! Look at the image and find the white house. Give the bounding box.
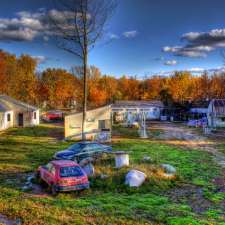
[112,100,164,123]
[0,95,40,131]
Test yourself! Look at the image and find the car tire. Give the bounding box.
[35,172,44,185]
[50,185,58,196]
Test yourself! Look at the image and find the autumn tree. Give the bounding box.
[0,51,7,93]
[50,0,117,139]
[40,68,79,109]
[16,55,38,104]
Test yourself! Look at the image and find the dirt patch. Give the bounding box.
[149,122,225,168]
[213,174,225,193]
[167,184,212,214]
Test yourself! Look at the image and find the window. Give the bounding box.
[7,113,11,122]
[50,166,56,176]
[45,163,53,171]
[98,120,106,129]
[60,166,84,177]
[34,112,37,120]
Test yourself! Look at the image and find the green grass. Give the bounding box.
[0,125,224,225]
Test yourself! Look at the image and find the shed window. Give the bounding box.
[7,113,11,122]
[98,120,106,129]
[34,112,37,120]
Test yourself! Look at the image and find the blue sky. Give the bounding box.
[1,0,225,77]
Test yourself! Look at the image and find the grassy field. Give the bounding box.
[0,124,224,225]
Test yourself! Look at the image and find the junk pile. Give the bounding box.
[22,174,35,191]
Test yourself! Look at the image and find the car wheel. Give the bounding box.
[50,185,58,196]
[35,172,43,185]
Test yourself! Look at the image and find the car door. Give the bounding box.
[78,144,95,161]
[42,163,56,185]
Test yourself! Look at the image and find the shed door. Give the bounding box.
[18,113,24,126]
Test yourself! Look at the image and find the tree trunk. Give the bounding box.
[81,52,88,140]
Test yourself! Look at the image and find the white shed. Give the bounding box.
[0,95,40,131]
[207,99,225,128]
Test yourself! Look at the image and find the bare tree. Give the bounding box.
[49,0,116,140]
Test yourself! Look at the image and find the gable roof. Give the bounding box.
[0,95,38,112]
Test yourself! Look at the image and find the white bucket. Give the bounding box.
[115,152,129,168]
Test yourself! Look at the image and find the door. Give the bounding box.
[42,163,56,185]
[18,113,23,127]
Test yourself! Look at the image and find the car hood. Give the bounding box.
[101,145,112,151]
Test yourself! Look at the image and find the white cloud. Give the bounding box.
[123,30,138,38]
[32,55,48,64]
[162,45,208,58]
[156,66,225,76]
[163,28,225,58]
[188,67,205,73]
[109,33,119,40]
[164,60,177,66]
[0,9,80,42]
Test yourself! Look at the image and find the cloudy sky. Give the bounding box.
[1,0,225,77]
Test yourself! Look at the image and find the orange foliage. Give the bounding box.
[0,50,225,109]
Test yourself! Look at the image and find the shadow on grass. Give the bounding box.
[2,125,64,140]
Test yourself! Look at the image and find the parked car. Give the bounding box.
[36,160,89,194]
[53,141,112,162]
[42,110,64,122]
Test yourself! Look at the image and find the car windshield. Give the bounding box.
[60,166,84,178]
[67,143,85,152]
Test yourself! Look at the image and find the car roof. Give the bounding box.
[76,141,99,145]
[51,160,79,167]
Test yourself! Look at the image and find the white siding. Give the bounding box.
[0,111,14,131]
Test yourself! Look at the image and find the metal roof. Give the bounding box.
[0,95,38,112]
[112,100,164,108]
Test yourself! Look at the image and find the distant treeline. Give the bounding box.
[0,50,225,109]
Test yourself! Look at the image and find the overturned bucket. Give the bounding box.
[114,151,129,168]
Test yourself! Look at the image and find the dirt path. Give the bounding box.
[149,122,225,168]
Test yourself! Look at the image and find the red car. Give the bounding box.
[36,160,89,194]
[42,111,63,122]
